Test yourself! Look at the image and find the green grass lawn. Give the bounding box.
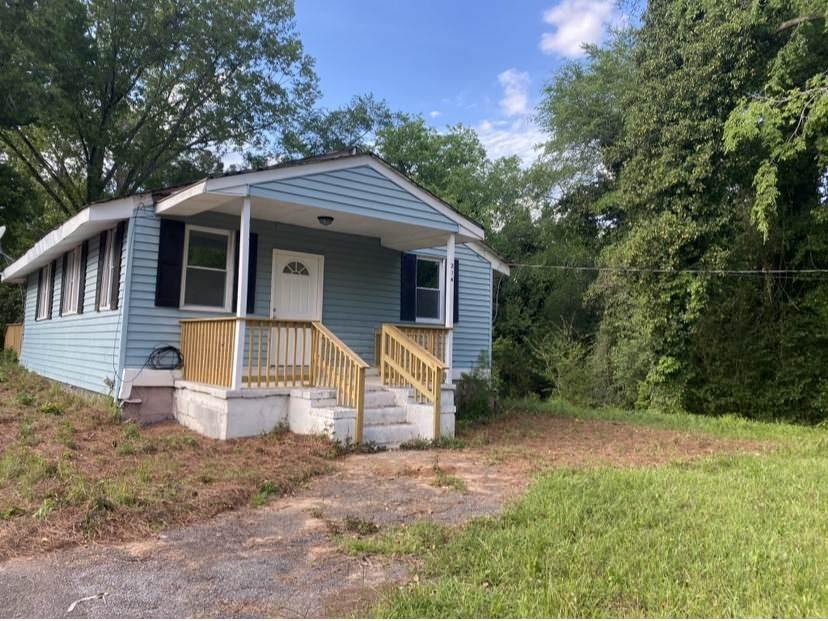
[367,401,828,617]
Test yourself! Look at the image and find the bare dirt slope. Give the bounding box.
[0,415,761,618]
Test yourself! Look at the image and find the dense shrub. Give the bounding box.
[455,354,500,422]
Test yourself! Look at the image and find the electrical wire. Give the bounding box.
[508,263,828,277]
[146,345,184,370]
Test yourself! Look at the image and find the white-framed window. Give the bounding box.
[36,263,52,320]
[98,228,117,311]
[180,225,235,311]
[61,245,83,315]
[416,256,444,323]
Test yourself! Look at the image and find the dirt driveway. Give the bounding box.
[0,414,760,618]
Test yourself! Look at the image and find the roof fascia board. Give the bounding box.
[1,195,146,283]
[466,241,511,276]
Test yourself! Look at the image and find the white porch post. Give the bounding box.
[444,232,455,382]
[231,193,251,390]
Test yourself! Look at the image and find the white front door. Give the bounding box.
[270,250,324,368]
[271,249,324,320]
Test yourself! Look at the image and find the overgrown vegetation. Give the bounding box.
[492,1,828,423]
[0,358,335,560]
[360,403,828,617]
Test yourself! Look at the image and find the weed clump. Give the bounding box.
[251,480,282,507]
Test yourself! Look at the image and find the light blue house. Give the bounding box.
[1,150,509,446]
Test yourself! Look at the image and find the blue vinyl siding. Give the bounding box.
[19,230,128,395]
[124,210,494,371]
[410,244,493,371]
[124,209,401,367]
[251,166,457,231]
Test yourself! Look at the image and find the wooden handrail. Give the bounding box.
[379,324,446,438]
[375,324,450,364]
[311,321,368,442]
[396,324,449,363]
[179,317,369,443]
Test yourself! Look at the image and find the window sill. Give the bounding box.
[180,304,232,313]
[415,317,445,325]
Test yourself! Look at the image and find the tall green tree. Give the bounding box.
[281,94,403,157]
[0,0,317,215]
[536,0,828,420]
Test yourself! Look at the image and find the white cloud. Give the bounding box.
[477,117,545,164]
[539,0,622,58]
[497,68,531,117]
[429,110,442,119]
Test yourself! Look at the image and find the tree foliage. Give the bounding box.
[0,0,317,214]
[528,0,828,421]
[281,94,403,157]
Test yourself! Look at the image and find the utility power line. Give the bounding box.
[509,263,828,277]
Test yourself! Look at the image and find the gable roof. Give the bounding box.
[1,149,508,283]
[154,149,485,241]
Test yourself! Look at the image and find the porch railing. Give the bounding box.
[378,323,447,438]
[3,323,23,357]
[374,324,449,365]
[180,317,368,442]
[311,321,368,442]
[244,318,314,387]
[179,318,236,387]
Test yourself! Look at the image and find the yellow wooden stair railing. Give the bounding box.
[375,324,449,365]
[378,323,447,438]
[311,321,368,442]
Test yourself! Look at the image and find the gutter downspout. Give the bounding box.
[115,200,143,401]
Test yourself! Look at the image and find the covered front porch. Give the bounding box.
[176,318,453,443]
[151,154,483,444]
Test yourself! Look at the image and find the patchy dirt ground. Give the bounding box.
[0,413,764,618]
[0,361,335,561]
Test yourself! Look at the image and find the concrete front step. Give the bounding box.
[364,389,398,408]
[363,405,407,426]
[362,422,420,448]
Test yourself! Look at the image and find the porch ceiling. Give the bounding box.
[156,191,476,252]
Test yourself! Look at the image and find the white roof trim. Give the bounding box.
[466,241,511,276]
[1,195,149,283]
[155,154,485,240]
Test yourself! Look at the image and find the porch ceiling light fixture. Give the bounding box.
[317,215,334,227]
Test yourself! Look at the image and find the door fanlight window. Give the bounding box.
[283,261,310,276]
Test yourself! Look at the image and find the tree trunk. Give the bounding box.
[85,148,106,206]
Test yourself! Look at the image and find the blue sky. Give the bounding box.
[294,0,629,163]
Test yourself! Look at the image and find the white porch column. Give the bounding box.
[444,232,455,382]
[231,193,251,390]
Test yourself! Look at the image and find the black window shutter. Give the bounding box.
[232,230,240,312]
[95,231,107,311]
[453,258,460,324]
[247,233,258,314]
[110,221,126,310]
[232,231,258,314]
[155,219,185,308]
[77,240,89,313]
[47,260,56,319]
[59,252,68,316]
[400,253,417,322]
[35,269,43,319]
